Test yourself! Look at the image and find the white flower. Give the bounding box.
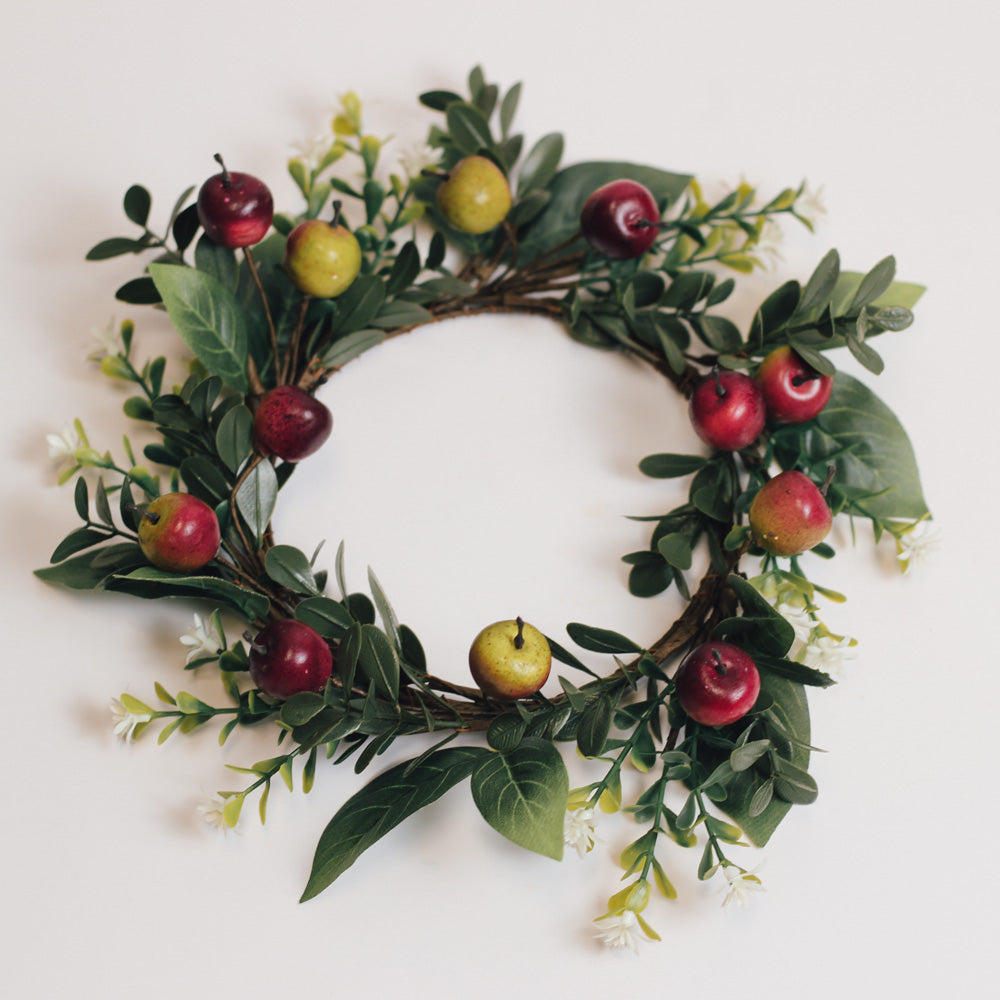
[593,909,651,954]
[796,183,826,228]
[802,634,857,673]
[563,807,597,857]
[721,866,766,909]
[179,612,223,664]
[774,600,814,644]
[197,795,230,834]
[87,317,119,361]
[110,697,151,742]
[752,219,785,269]
[397,141,440,180]
[290,133,332,172]
[47,423,79,463]
[896,521,941,575]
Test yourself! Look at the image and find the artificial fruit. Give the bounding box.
[673,641,760,727]
[135,492,221,572]
[436,156,512,235]
[579,179,660,259]
[468,617,551,700]
[196,153,274,249]
[283,202,361,298]
[755,345,833,424]
[688,369,766,451]
[254,385,332,462]
[247,619,333,700]
[749,469,833,556]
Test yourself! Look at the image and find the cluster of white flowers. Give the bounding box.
[87,317,120,361]
[197,795,230,834]
[720,865,766,909]
[593,909,654,954]
[563,806,598,858]
[46,423,80,465]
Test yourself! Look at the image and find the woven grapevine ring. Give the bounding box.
[39,68,930,946]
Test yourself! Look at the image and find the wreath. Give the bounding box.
[39,67,932,952]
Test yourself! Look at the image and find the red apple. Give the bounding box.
[580,179,660,259]
[254,385,332,462]
[689,370,766,451]
[248,619,333,700]
[197,154,274,249]
[749,469,832,556]
[136,492,221,572]
[755,346,833,424]
[673,641,760,727]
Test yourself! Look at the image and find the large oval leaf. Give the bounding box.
[810,373,929,521]
[148,263,249,392]
[470,738,568,860]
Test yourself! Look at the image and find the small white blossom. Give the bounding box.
[563,807,597,857]
[397,141,440,179]
[87,317,120,361]
[752,219,785,269]
[896,521,941,576]
[593,909,651,954]
[180,612,223,664]
[197,795,230,834]
[110,697,151,742]
[721,866,766,909]
[47,423,79,463]
[290,133,332,173]
[802,634,857,673]
[774,600,814,644]
[796,183,826,228]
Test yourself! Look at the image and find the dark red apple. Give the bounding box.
[254,385,332,462]
[248,619,333,700]
[197,153,274,249]
[580,179,660,259]
[749,469,832,556]
[755,346,833,424]
[673,641,760,727]
[689,370,766,451]
[136,492,221,572]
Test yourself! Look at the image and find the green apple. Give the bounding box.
[436,156,512,235]
[468,617,551,700]
[283,202,361,298]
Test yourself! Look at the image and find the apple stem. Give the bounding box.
[124,501,158,525]
[712,366,726,398]
[820,464,836,497]
[213,153,232,188]
[330,200,343,229]
[711,648,728,676]
[514,616,525,650]
[242,629,267,656]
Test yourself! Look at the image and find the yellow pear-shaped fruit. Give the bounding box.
[436,156,512,235]
[468,617,551,700]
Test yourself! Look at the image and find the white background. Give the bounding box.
[2,0,997,995]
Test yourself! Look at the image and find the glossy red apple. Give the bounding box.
[136,492,221,572]
[254,385,332,462]
[755,346,833,424]
[673,641,760,727]
[580,179,660,259]
[689,369,766,451]
[248,619,333,700]
[197,154,274,248]
[749,469,833,556]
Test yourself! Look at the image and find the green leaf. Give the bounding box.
[148,264,249,392]
[108,566,270,620]
[194,235,239,288]
[772,758,819,804]
[811,372,929,520]
[86,237,149,261]
[516,162,691,264]
[300,746,487,900]
[116,277,161,304]
[236,460,278,546]
[445,102,495,155]
[371,300,432,330]
[294,596,354,638]
[265,545,320,596]
[320,328,386,368]
[657,532,693,571]
[357,624,400,700]
[123,184,152,226]
[577,695,613,757]
[517,132,563,197]
[798,248,840,315]
[49,527,112,564]
[638,453,706,478]
[499,82,521,137]
[333,275,387,335]
[849,255,896,311]
[753,654,836,688]
[566,622,642,655]
[418,89,463,111]
[385,241,421,296]
[215,404,253,474]
[35,542,145,590]
[470,738,568,860]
